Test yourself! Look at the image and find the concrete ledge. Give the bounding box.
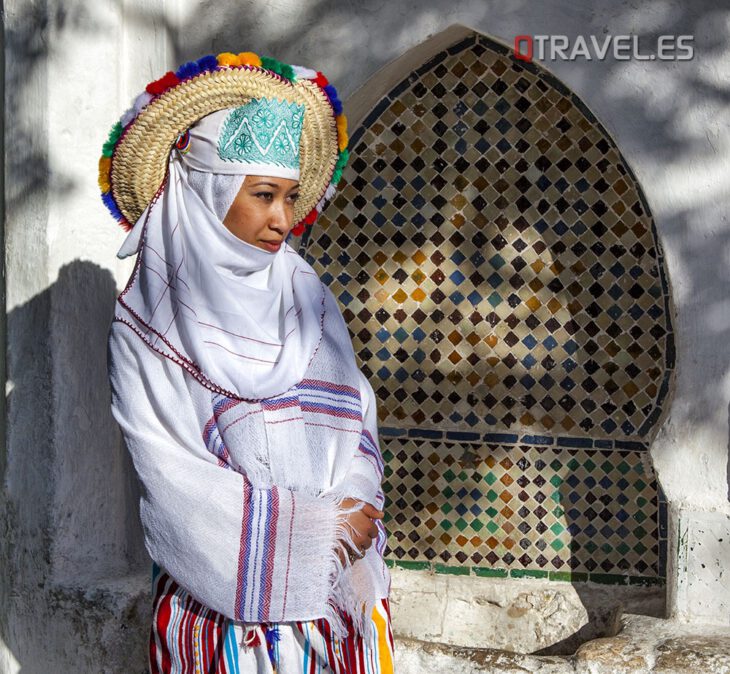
[394,614,730,674]
[390,567,664,654]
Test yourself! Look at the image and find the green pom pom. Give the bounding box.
[335,148,349,170]
[278,63,295,81]
[259,57,294,80]
[261,56,282,75]
[102,121,123,158]
[332,167,343,184]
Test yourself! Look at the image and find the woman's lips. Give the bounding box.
[260,240,282,253]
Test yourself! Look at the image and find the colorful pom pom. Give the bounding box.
[146,71,181,96]
[101,121,123,158]
[132,91,153,116]
[238,52,262,67]
[336,114,348,151]
[314,72,329,88]
[338,131,349,151]
[278,63,295,80]
[101,191,124,221]
[291,65,317,80]
[176,60,201,80]
[260,56,282,75]
[217,52,240,67]
[304,208,318,225]
[291,222,306,236]
[196,54,219,72]
[323,84,343,115]
[335,148,350,170]
[98,156,112,192]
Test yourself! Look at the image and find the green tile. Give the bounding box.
[474,567,508,578]
[511,569,549,579]
[394,560,431,571]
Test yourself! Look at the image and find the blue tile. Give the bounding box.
[409,428,443,439]
[557,436,593,448]
[484,432,518,443]
[521,434,553,445]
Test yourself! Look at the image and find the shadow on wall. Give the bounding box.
[1,261,149,673]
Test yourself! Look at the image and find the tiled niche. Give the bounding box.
[301,32,673,585]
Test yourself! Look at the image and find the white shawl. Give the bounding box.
[108,108,390,640]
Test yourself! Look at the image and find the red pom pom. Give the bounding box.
[291,222,306,236]
[146,71,181,96]
[304,208,318,225]
[314,71,329,88]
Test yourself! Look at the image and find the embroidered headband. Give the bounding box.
[98,52,349,236]
[179,99,304,181]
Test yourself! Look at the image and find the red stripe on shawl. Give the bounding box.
[262,397,300,412]
[298,378,360,398]
[300,401,361,420]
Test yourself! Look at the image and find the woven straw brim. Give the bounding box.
[111,67,338,226]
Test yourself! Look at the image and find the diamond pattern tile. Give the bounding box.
[382,438,661,576]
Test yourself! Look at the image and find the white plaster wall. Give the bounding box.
[2,0,729,671]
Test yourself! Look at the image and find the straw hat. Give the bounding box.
[98,52,349,236]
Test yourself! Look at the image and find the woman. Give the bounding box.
[102,52,393,673]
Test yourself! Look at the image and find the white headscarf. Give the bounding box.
[114,108,325,400]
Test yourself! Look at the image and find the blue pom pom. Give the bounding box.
[176,60,201,80]
[323,84,343,114]
[196,54,219,72]
[101,191,124,221]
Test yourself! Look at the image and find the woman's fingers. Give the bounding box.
[360,503,385,519]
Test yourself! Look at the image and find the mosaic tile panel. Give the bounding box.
[303,34,674,442]
[381,437,664,579]
[300,32,672,581]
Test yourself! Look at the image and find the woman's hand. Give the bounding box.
[338,497,384,565]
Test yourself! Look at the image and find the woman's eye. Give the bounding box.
[288,193,300,202]
[256,192,274,201]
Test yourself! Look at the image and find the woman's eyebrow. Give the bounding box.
[249,181,280,188]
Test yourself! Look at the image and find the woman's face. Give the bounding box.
[222,175,300,253]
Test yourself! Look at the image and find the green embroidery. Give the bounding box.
[218,98,304,170]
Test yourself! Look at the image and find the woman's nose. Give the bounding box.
[269,200,292,233]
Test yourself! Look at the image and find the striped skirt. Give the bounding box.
[149,569,395,673]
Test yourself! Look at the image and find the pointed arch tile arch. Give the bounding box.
[300,30,672,580]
